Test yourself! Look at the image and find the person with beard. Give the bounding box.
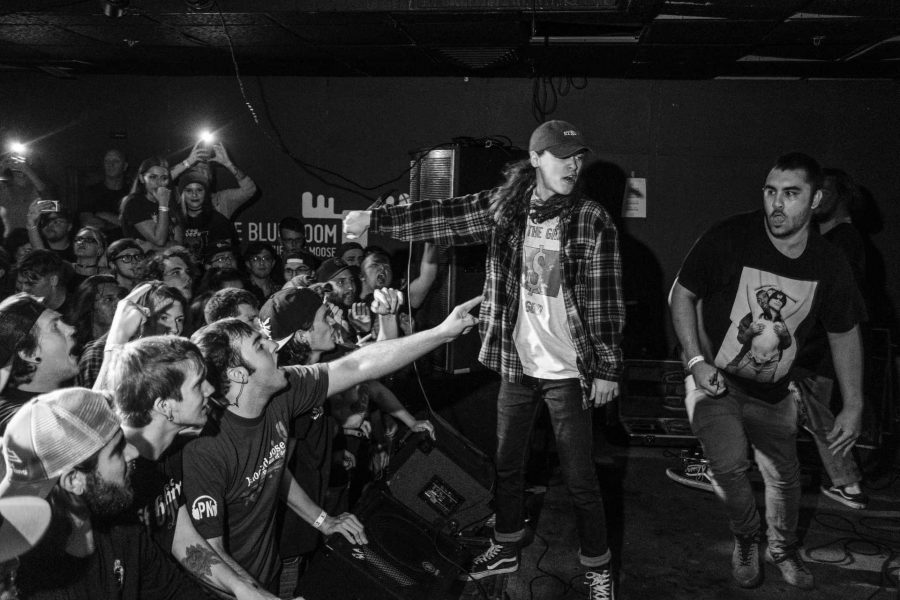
[669,153,865,590]
[0,294,80,433]
[24,203,75,263]
[66,274,123,349]
[0,387,208,599]
[343,120,624,597]
[178,170,239,263]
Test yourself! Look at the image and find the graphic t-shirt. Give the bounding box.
[513,215,578,379]
[183,210,238,262]
[130,435,190,555]
[121,194,180,246]
[182,364,329,588]
[677,210,864,403]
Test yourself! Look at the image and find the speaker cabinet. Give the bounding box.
[410,143,524,374]
[299,487,469,600]
[385,414,494,534]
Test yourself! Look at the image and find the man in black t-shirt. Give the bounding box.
[670,153,865,591]
[80,149,129,239]
[185,295,481,593]
[106,334,280,600]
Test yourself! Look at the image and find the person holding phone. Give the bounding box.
[0,150,53,237]
[171,138,258,221]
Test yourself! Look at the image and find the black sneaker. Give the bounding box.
[821,484,868,510]
[731,532,762,588]
[466,539,518,580]
[583,564,615,600]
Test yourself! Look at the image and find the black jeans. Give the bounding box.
[494,377,610,564]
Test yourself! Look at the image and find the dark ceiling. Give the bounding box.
[3,0,900,79]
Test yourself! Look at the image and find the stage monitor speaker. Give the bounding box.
[410,143,524,374]
[299,487,469,600]
[386,413,494,535]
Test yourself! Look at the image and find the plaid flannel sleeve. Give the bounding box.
[370,189,495,245]
[584,217,625,381]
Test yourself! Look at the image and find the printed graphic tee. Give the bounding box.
[130,434,191,555]
[513,215,579,379]
[182,364,329,588]
[676,210,864,403]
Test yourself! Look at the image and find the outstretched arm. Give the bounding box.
[325,296,482,397]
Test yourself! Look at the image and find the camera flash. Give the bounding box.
[199,130,214,143]
[9,141,26,154]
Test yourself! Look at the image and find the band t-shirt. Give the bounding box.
[182,364,329,589]
[676,210,864,403]
[513,215,579,379]
[130,435,191,555]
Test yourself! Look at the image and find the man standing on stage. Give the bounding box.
[343,120,625,598]
[669,153,865,590]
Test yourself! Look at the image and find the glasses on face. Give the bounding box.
[75,236,99,245]
[249,255,273,264]
[114,253,144,264]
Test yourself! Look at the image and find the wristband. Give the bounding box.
[182,160,191,168]
[312,510,327,529]
[686,355,705,370]
[157,206,169,212]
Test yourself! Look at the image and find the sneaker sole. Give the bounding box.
[464,563,519,581]
[666,468,715,493]
[820,487,867,510]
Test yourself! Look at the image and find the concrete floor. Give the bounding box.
[470,443,900,600]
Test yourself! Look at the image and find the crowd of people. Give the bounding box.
[0,142,475,599]
[0,119,877,600]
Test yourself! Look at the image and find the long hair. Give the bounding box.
[67,274,120,348]
[489,159,536,236]
[129,156,169,197]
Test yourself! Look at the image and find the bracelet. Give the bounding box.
[312,510,328,529]
[182,160,191,169]
[686,355,705,370]
[157,206,169,212]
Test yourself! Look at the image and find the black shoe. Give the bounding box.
[465,539,519,581]
[821,484,868,510]
[583,563,615,599]
[765,545,814,590]
[666,448,715,493]
[731,532,762,588]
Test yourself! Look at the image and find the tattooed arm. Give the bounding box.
[173,504,280,600]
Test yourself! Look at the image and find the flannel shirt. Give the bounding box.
[370,188,624,406]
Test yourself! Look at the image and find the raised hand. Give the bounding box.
[342,211,372,240]
[438,295,483,339]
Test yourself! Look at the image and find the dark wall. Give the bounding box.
[3,74,898,353]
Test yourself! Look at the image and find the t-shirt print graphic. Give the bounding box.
[715,267,817,383]
[521,219,562,298]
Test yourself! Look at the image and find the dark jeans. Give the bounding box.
[495,378,610,565]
